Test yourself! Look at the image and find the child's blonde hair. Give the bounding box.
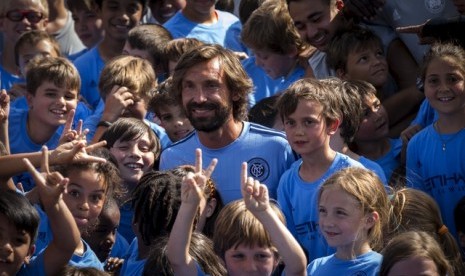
[276,78,341,126]
[241,0,306,55]
[380,231,452,276]
[318,167,389,251]
[389,188,465,275]
[98,55,157,102]
[213,200,284,260]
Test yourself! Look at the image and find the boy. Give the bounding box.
[66,0,104,60]
[9,56,80,191]
[275,78,363,263]
[73,0,146,110]
[162,0,247,53]
[241,0,307,105]
[322,78,387,184]
[148,78,194,142]
[122,23,173,82]
[350,80,402,184]
[84,55,170,148]
[0,0,49,91]
[326,27,424,136]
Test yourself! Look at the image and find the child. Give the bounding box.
[380,231,453,276]
[73,0,146,110]
[406,42,465,243]
[241,0,307,105]
[170,164,223,237]
[162,0,246,54]
[147,0,185,24]
[389,188,465,275]
[18,146,82,275]
[323,78,388,184]
[123,23,173,81]
[307,167,389,274]
[0,0,48,91]
[275,78,363,262]
[84,55,170,148]
[326,27,424,136]
[164,37,204,76]
[81,198,128,272]
[11,30,93,126]
[100,117,161,243]
[120,170,183,275]
[247,95,283,131]
[148,77,194,142]
[8,56,80,191]
[67,0,104,60]
[33,148,121,271]
[349,80,402,184]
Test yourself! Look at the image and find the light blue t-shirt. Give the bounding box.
[18,249,46,276]
[277,153,364,263]
[410,98,437,128]
[242,56,305,107]
[73,46,105,110]
[0,63,23,91]
[359,156,388,185]
[373,138,402,182]
[163,10,247,53]
[120,238,146,276]
[160,122,296,204]
[307,251,382,275]
[406,124,465,240]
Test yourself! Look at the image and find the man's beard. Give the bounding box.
[186,101,232,132]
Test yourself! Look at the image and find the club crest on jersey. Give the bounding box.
[247,158,270,182]
[425,0,445,14]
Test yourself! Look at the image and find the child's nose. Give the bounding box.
[243,259,259,272]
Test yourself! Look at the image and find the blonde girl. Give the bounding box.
[307,167,389,274]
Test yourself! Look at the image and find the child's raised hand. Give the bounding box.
[101,85,135,122]
[241,162,269,213]
[181,148,217,206]
[51,139,107,165]
[0,89,10,123]
[22,146,69,210]
[59,109,89,145]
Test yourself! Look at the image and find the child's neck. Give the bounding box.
[435,114,465,134]
[98,38,126,63]
[74,239,85,256]
[182,8,217,24]
[299,148,336,183]
[26,113,58,145]
[335,241,372,260]
[354,138,390,160]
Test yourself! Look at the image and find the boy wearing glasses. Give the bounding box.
[0,0,49,91]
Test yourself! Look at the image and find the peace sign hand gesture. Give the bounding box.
[241,162,270,214]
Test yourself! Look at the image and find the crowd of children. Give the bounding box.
[0,0,465,275]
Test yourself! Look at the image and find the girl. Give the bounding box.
[34,147,122,270]
[389,188,465,275]
[380,231,452,276]
[406,42,465,248]
[100,117,161,242]
[307,167,390,275]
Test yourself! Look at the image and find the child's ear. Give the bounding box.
[205,198,217,218]
[326,118,340,135]
[365,211,379,229]
[24,245,36,264]
[336,68,347,80]
[26,93,34,110]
